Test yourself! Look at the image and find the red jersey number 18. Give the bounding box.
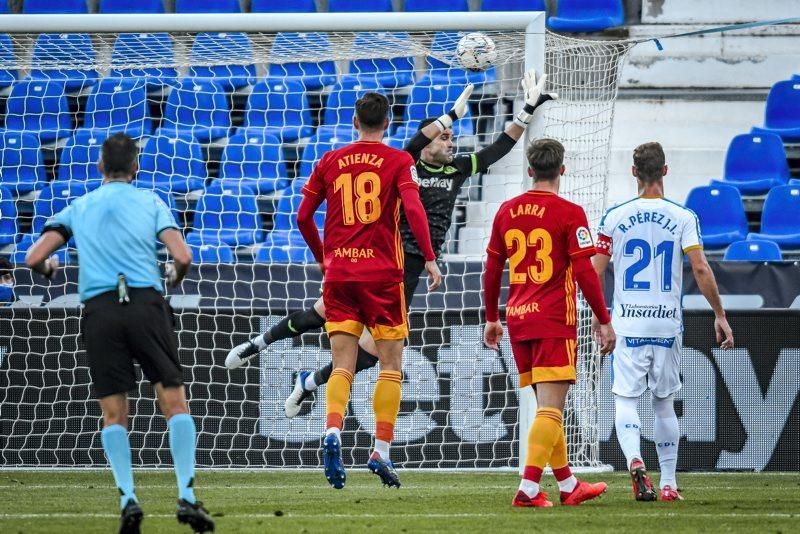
[333,172,382,225]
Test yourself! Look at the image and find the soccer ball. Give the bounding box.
[456,32,497,72]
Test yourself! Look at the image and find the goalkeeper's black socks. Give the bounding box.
[312,346,379,388]
[259,307,326,347]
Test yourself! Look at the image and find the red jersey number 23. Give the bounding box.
[505,228,554,284]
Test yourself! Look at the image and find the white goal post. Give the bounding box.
[0,11,631,471]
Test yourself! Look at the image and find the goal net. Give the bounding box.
[0,13,633,470]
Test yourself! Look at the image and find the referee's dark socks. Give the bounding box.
[262,307,326,346]
[313,346,380,387]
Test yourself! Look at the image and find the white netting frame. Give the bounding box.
[0,13,633,470]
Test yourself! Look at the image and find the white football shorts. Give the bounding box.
[611,335,682,399]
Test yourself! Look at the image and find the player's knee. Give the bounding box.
[313,298,326,318]
[103,412,128,428]
[157,385,189,419]
[652,394,675,417]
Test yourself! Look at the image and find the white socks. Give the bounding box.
[252,335,268,350]
[653,395,679,489]
[303,373,318,391]
[519,478,540,498]
[614,395,643,470]
[557,476,578,493]
[325,427,341,438]
[373,439,390,460]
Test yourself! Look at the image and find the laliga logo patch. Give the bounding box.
[410,165,420,185]
[576,227,593,248]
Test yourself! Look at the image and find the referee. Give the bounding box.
[226,70,556,417]
[25,133,214,534]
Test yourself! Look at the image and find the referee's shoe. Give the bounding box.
[177,499,215,532]
[120,499,143,534]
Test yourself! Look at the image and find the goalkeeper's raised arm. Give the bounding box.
[405,69,556,174]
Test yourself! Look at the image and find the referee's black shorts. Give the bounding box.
[83,288,183,398]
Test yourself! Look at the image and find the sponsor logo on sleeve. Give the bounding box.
[576,227,593,248]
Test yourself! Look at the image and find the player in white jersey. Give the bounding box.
[592,142,734,502]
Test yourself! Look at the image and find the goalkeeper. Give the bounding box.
[226,70,555,417]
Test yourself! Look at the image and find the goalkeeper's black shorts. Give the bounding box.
[82,288,183,398]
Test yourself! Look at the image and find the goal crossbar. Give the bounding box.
[0,12,545,34]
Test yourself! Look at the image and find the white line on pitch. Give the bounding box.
[0,484,787,491]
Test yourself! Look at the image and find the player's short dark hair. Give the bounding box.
[633,142,666,184]
[526,138,564,181]
[101,133,139,178]
[355,92,390,130]
[0,257,12,278]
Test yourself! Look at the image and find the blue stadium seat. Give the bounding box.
[218,132,290,195]
[82,77,152,139]
[709,133,789,195]
[297,130,359,178]
[23,0,87,13]
[547,0,625,33]
[0,34,18,91]
[482,0,547,10]
[748,185,800,249]
[5,80,72,144]
[11,234,71,265]
[427,32,497,86]
[684,185,748,249]
[348,32,415,89]
[187,33,256,91]
[109,33,178,91]
[256,229,316,263]
[385,136,406,150]
[158,78,231,143]
[723,239,782,262]
[0,2,7,12]
[322,75,383,128]
[238,78,314,142]
[251,0,315,11]
[257,178,324,263]
[99,0,164,13]
[29,33,98,93]
[186,182,263,246]
[750,80,800,142]
[0,186,18,247]
[30,181,91,235]
[56,130,106,188]
[0,131,46,195]
[269,33,337,90]
[137,135,207,194]
[395,77,474,138]
[175,0,240,13]
[405,0,467,11]
[190,243,235,263]
[329,0,392,11]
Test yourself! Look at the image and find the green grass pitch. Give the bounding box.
[0,471,797,533]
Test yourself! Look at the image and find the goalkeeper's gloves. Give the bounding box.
[435,83,474,132]
[513,69,558,128]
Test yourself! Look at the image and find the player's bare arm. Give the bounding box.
[686,248,734,349]
[159,228,192,287]
[25,231,65,279]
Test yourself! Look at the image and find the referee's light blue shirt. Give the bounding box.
[43,182,179,302]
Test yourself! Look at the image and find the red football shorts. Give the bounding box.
[323,281,408,341]
[510,337,577,388]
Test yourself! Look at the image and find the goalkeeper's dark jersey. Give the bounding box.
[399,131,516,258]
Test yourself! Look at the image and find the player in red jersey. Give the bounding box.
[297,92,442,490]
[483,138,616,508]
